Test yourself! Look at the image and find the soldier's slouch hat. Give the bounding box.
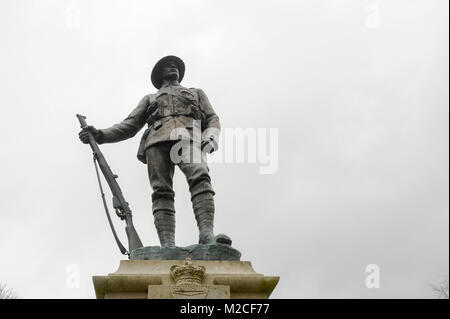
[151,55,185,89]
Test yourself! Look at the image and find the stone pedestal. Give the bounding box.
[93,259,279,299]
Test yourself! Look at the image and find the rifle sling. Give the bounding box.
[93,155,129,256]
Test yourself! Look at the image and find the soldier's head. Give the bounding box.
[151,55,185,89]
[162,60,180,81]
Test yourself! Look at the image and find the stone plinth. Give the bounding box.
[93,259,279,299]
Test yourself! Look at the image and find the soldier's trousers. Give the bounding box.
[146,140,215,210]
[146,140,216,245]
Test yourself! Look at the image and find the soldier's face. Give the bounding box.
[162,61,179,81]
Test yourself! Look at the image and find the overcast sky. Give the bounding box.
[0,0,448,299]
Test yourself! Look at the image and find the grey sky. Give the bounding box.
[0,0,448,298]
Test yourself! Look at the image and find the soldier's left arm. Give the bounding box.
[197,88,221,150]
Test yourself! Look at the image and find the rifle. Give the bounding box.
[76,114,143,256]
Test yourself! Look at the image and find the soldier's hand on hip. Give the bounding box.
[201,139,217,154]
[78,125,101,144]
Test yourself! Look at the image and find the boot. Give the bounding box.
[192,192,215,244]
[153,210,176,247]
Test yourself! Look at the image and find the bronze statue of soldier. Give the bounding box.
[79,55,221,248]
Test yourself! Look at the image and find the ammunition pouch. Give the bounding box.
[146,89,205,126]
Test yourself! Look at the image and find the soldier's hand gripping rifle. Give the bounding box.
[76,114,143,256]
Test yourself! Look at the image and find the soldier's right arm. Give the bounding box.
[98,95,150,144]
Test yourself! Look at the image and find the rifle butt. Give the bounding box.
[125,218,144,252]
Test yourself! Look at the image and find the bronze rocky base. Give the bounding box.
[130,234,241,261]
